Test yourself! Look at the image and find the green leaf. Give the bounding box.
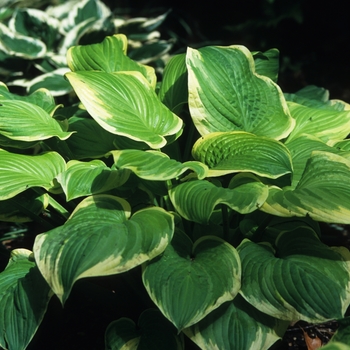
[192,131,293,178]
[67,34,156,87]
[330,317,350,345]
[253,48,280,82]
[0,22,46,59]
[0,249,52,350]
[169,176,268,224]
[105,309,184,350]
[0,191,48,222]
[111,149,208,181]
[65,71,183,149]
[0,150,66,200]
[238,227,350,322]
[184,294,289,350]
[9,8,60,50]
[57,160,130,201]
[320,343,350,350]
[142,230,241,330]
[34,195,174,304]
[0,100,73,141]
[286,135,350,187]
[25,68,73,97]
[186,45,294,139]
[285,101,350,144]
[262,152,350,223]
[158,53,187,115]
[0,82,57,115]
[65,116,118,159]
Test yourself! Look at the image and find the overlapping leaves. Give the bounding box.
[34,195,174,304]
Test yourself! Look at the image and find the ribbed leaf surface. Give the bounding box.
[67,34,156,87]
[57,160,130,200]
[111,149,207,180]
[0,150,66,200]
[0,100,72,141]
[142,230,241,330]
[186,45,294,139]
[238,227,350,322]
[0,249,52,350]
[34,195,174,304]
[184,294,288,350]
[192,131,292,178]
[65,71,183,148]
[169,176,268,224]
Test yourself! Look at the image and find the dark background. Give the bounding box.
[109,0,350,101]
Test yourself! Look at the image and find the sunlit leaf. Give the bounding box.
[0,150,66,200]
[186,45,294,139]
[192,131,292,178]
[65,71,183,149]
[111,149,207,181]
[57,159,130,201]
[0,100,73,141]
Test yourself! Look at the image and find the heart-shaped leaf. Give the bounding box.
[0,249,52,350]
[65,71,183,149]
[238,227,350,322]
[105,309,184,350]
[34,195,174,304]
[0,150,66,200]
[186,45,294,139]
[192,131,292,178]
[142,230,241,330]
[184,294,289,350]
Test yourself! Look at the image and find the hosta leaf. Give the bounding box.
[34,195,174,304]
[286,135,350,187]
[65,116,117,159]
[67,34,156,87]
[0,150,66,200]
[184,294,289,350]
[25,68,73,97]
[169,176,268,224]
[262,151,350,223]
[192,131,292,178]
[0,191,48,222]
[57,160,130,201]
[9,8,60,50]
[142,230,241,330]
[0,249,52,350]
[253,48,279,82]
[285,101,350,144]
[186,45,294,139]
[0,83,57,115]
[0,100,73,141]
[65,71,183,149]
[0,22,46,59]
[321,343,350,350]
[238,227,350,322]
[128,40,173,65]
[111,149,208,181]
[158,53,187,115]
[105,309,184,350]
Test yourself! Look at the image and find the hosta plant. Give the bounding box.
[0,0,173,98]
[1,32,350,349]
